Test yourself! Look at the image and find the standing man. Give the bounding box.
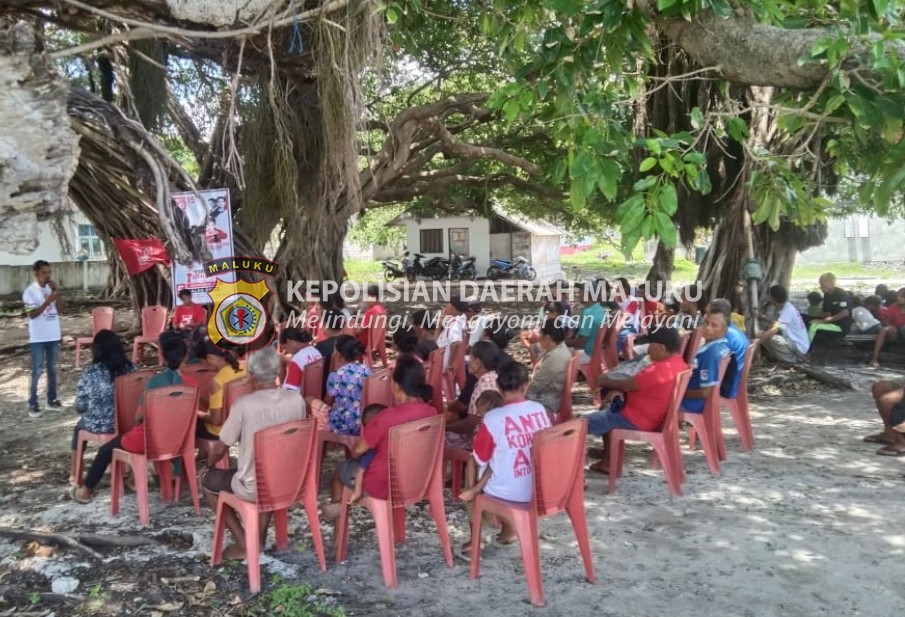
[24,260,64,418]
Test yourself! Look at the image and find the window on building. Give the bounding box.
[420,228,443,253]
[78,224,105,259]
[449,228,470,256]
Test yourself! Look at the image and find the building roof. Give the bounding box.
[388,205,564,237]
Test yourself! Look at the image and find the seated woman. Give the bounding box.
[323,355,436,519]
[392,326,426,362]
[309,335,372,436]
[70,330,135,485]
[70,336,189,504]
[446,341,504,449]
[195,341,247,440]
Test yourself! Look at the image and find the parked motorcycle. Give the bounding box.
[410,253,449,281]
[449,253,477,281]
[381,259,406,282]
[486,256,537,281]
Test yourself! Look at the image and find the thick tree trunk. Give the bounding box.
[645,242,675,285]
[273,212,348,311]
[697,191,747,310]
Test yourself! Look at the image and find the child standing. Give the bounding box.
[348,403,388,503]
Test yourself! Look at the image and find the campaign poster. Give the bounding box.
[171,188,235,304]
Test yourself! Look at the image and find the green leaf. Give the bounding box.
[693,170,713,195]
[639,157,658,172]
[654,212,677,247]
[502,98,521,122]
[690,107,704,130]
[657,0,679,10]
[751,197,773,225]
[633,176,657,192]
[640,214,655,238]
[683,151,707,165]
[659,183,678,215]
[645,138,661,155]
[385,5,400,24]
[726,117,749,142]
[824,94,845,114]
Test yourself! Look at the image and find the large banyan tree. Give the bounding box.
[1,0,904,317]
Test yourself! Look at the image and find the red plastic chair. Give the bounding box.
[602,310,625,371]
[74,307,115,367]
[334,415,453,588]
[442,341,468,401]
[445,445,472,501]
[110,386,201,527]
[576,322,609,406]
[718,340,759,456]
[113,369,157,435]
[210,419,326,594]
[301,358,325,401]
[681,354,730,476]
[683,326,703,365]
[197,377,254,473]
[364,319,389,369]
[182,365,216,400]
[468,419,594,607]
[423,347,445,414]
[553,353,581,424]
[363,369,394,409]
[131,306,168,365]
[608,369,692,497]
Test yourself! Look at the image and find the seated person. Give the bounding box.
[171,289,207,331]
[462,361,551,554]
[681,310,731,414]
[851,296,882,334]
[678,284,707,330]
[200,347,306,560]
[581,327,686,474]
[196,341,247,440]
[411,308,440,359]
[807,272,853,344]
[70,330,135,484]
[310,336,371,436]
[458,390,505,501]
[392,326,425,361]
[526,319,572,417]
[757,285,809,367]
[869,287,905,368]
[521,301,566,365]
[613,277,641,357]
[565,285,607,364]
[280,328,322,391]
[70,336,189,504]
[348,403,387,503]
[355,285,387,349]
[801,290,823,328]
[862,378,905,456]
[315,309,346,381]
[446,341,503,449]
[707,299,748,400]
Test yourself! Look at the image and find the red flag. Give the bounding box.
[114,239,171,275]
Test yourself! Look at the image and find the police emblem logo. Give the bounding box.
[207,279,271,346]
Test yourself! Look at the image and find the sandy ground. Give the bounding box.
[0,306,904,616]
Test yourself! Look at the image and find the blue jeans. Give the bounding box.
[585,404,638,436]
[29,341,59,408]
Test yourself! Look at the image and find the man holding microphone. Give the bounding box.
[23,260,64,418]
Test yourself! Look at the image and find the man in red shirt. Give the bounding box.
[584,327,687,474]
[355,285,387,349]
[869,287,905,368]
[171,289,207,331]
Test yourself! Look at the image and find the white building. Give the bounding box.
[390,206,565,281]
[798,214,905,264]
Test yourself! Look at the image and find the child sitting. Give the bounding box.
[458,390,505,502]
[348,403,388,503]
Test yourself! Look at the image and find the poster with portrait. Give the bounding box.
[170,188,235,305]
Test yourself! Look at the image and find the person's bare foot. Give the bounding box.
[587,459,609,475]
[458,487,479,502]
[495,532,518,546]
[222,544,246,561]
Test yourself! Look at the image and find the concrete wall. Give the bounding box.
[402,216,492,274]
[0,211,106,266]
[798,215,905,264]
[0,261,110,296]
[530,234,562,282]
[343,241,398,261]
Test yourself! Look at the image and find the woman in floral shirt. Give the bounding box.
[322,335,372,436]
[70,330,134,483]
[445,341,503,449]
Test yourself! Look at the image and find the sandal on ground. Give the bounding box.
[863,434,892,445]
[456,541,484,562]
[587,461,609,475]
[495,533,518,547]
[876,446,905,457]
[69,486,91,504]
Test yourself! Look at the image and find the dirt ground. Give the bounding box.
[1,300,905,617]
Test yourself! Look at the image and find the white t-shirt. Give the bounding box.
[23,282,61,343]
[852,306,880,333]
[472,399,552,503]
[467,314,494,348]
[437,314,466,369]
[776,302,809,355]
[282,346,323,391]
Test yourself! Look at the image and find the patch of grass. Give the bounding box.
[248,576,345,617]
[343,259,383,283]
[560,243,697,283]
[791,261,901,282]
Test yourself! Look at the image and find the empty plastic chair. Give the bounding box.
[210,419,326,594]
[608,369,692,497]
[74,307,115,368]
[334,415,453,588]
[131,306,168,365]
[468,419,594,607]
[110,386,201,527]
